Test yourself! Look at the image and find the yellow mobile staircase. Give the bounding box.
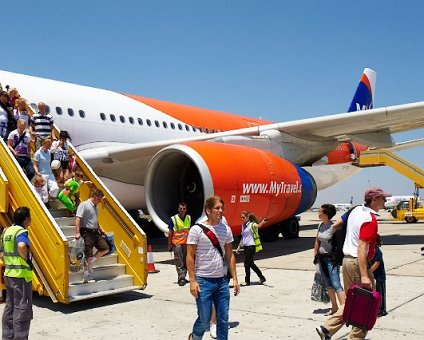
[356,149,424,189]
[0,129,147,303]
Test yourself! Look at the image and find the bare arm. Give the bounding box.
[225,242,240,296]
[17,241,28,260]
[314,235,320,257]
[75,216,81,239]
[358,239,372,289]
[7,139,17,156]
[370,261,380,273]
[331,218,344,230]
[33,160,41,176]
[187,244,199,298]
[168,231,174,252]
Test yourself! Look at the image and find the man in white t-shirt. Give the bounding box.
[316,187,391,340]
[187,196,240,340]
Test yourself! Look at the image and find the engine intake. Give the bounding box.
[145,142,317,233]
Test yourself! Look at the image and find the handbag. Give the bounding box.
[311,268,330,304]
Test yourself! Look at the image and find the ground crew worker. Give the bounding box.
[168,202,191,286]
[1,207,33,340]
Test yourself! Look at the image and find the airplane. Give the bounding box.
[1,68,424,241]
[385,195,423,209]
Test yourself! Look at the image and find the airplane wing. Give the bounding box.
[387,138,424,152]
[80,101,424,183]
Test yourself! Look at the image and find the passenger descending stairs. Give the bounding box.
[355,149,424,188]
[0,127,148,303]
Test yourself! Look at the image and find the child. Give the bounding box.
[33,174,48,204]
[370,234,387,317]
[52,130,71,184]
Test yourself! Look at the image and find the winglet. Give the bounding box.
[347,68,377,112]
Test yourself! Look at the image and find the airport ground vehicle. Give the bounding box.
[391,187,424,223]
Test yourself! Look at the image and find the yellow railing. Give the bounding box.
[357,149,424,188]
[0,168,9,213]
[0,138,69,302]
[66,128,148,288]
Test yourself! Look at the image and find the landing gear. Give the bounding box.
[259,216,300,242]
[281,216,300,239]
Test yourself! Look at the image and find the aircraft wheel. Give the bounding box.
[281,217,300,239]
[405,216,417,223]
[259,224,280,242]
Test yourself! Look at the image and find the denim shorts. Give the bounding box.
[320,255,344,293]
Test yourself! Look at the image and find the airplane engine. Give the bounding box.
[326,142,368,164]
[145,142,317,235]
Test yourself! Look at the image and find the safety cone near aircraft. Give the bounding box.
[147,245,160,273]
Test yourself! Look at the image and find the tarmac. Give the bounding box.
[1,210,423,339]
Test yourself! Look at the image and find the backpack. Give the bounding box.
[329,206,357,266]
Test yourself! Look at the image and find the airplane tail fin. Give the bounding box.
[347,68,376,112]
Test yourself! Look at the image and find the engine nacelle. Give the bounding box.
[326,142,368,164]
[145,142,317,234]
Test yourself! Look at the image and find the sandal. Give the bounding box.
[324,309,338,316]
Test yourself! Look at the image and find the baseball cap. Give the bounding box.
[364,187,391,200]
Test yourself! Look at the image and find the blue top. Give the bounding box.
[34,148,53,175]
[371,247,385,281]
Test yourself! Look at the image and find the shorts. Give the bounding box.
[60,160,69,169]
[81,229,109,257]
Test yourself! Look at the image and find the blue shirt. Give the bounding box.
[371,247,386,281]
[16,229,31,264]
[34,148,53,175]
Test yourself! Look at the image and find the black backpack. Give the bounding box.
[329,206,357,266]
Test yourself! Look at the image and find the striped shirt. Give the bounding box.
[187,221,233,278]
[31,112,53,136]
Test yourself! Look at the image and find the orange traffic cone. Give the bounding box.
[147,245,160,273]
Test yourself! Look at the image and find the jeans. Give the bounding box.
[192,276,230,340]
[319,255,343,293]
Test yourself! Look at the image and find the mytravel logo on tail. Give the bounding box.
[242,181,302,197]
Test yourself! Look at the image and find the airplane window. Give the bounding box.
[56,107,63,115]
[110,114,116,122]
[198,127,203,133]
[138,118,143,125]
[30,103,37,112]
[45,105,51,114]
[212,129,215,133]
[129,117,134,124]
[79,110,85,118]
[170,122,175,129]
[120,115,125,123]
[185,124,190,131]
[146,119,151,126]
[192,126,197,132]
[68,108,74,116]
[178,123,183,130]
[155,120,160,128]
[162,121,167,128]
[205,128,209,133]
[100,112,106,120]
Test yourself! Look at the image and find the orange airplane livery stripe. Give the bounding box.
[124,94,272,132]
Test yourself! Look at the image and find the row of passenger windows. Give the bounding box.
[33,103,220,134]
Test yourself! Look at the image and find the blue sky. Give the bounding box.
[3,1,424,206]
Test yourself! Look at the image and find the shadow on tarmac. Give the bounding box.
[32,290,152,314]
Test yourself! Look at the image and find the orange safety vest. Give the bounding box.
[171,214,191,245]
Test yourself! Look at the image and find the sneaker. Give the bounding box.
[316,326,331,339]
[260,277,266,284]
[241,281,250,286]
[209,323,217,339]
[83,270,90,283]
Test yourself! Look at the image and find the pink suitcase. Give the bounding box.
[343,284,381,330]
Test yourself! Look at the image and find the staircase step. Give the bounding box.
[68,285,142,303]
[49,208,70,218]
[68,274,135,298]
[61,225,76,238]
[69,263,126,284]
[55,216,76,227]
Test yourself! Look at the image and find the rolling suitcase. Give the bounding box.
[343,284,381,330]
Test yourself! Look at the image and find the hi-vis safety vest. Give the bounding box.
[247,222,263,253]
[2,225,32,282]
[171,214,191,245]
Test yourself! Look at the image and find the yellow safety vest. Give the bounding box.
[171,214,191,245]
[2,225,32,282]
[247,222,263,252]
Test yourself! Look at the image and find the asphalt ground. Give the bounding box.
[1,211,423,339]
